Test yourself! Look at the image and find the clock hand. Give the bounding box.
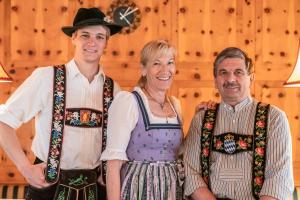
[119,12,131,25]
[120,7,139,19]
[123,7,131,16]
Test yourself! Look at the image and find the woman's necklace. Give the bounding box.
[143,88,169,123]
[143,88,168,110]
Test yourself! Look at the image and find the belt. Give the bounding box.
[34,157,101,176]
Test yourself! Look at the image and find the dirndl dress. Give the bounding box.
[120,91,184,200]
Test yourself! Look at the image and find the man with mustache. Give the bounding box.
[184,47,294,200]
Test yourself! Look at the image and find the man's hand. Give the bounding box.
[192,187,216,200]
[21,162,51,189]
[97,174,106,186]
[191,187,216,200]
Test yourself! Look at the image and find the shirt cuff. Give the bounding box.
[184,174,208,196]
[100,149,129,161]
[0,105,22,129]
[259,178,294,199]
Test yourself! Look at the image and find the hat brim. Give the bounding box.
[61,21,123,37]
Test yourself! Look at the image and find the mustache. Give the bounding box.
[223,82,239,88]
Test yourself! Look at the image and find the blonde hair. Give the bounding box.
[137,40,176,88]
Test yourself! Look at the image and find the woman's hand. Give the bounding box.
[195,100,217,113]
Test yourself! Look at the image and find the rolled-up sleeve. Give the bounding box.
[100,91,139,161]
[184,112,208,196]
[259,107,294,199]
[0,68,50,129]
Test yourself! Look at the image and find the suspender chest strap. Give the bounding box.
[252,102,269,199]
[100,76,114,184]
[45,65,67,183]
[200,102,269,200]
[200,104,219,186]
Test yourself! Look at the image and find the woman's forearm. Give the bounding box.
[106,160,124,200]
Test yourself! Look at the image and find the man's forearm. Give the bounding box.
[0,122,31,173]
[260,195,277,200]
[191,187,216,200]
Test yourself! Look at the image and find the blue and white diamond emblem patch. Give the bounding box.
[224,134,236,154]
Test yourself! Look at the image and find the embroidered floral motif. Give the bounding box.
[57,189,65,200]
[101,76,114,184]
[46,65,66,183]
[252,102,269,199]
[214,139,222,150]
[212,133,253,154]
[88,189,96,200]
[65,108,102,127]
[200,104,219,185]
[68,174,88,186]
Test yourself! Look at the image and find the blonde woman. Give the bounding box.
[101,40,184,200]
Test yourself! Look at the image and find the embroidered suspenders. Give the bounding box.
[252,103,269,199]
[200,104,219,185]
[45,65,114,184]
[45,65,66,183]
[200,102,269,199]
[100,76,114,184]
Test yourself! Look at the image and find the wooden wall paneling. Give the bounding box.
[177,0,213,63]
[0,0,11,80]
[176,0,254,63]
[9,0,89,67]
[255,0,299,81]
[0,0,7,64]
[39,0,70,64]
[176,81,220,134]
[235,0,255,59]
[171,61,215,100]
[0,167,25,184]
[10,0,40,63]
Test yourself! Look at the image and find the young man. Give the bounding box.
[0,7,122,200]
[184,47,294,200]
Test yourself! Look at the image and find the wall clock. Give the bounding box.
[107,0,141,34]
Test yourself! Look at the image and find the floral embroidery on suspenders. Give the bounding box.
[101,76,114,184]
[200,104,219,185]
[252,102,269,199]
[45,65,114,184]
[212,133,253,154]
[200,102,269,199]
[65,108,102,127]
[45,65,66,183]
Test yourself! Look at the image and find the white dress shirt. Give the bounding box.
[0,59,121,169]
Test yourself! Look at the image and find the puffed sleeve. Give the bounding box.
[101,91,139,161]
[0,67,52,129]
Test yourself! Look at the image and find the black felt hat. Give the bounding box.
[61,7,122,37]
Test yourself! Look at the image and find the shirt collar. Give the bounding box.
[221,96,252,112]
[66,59,105,81]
